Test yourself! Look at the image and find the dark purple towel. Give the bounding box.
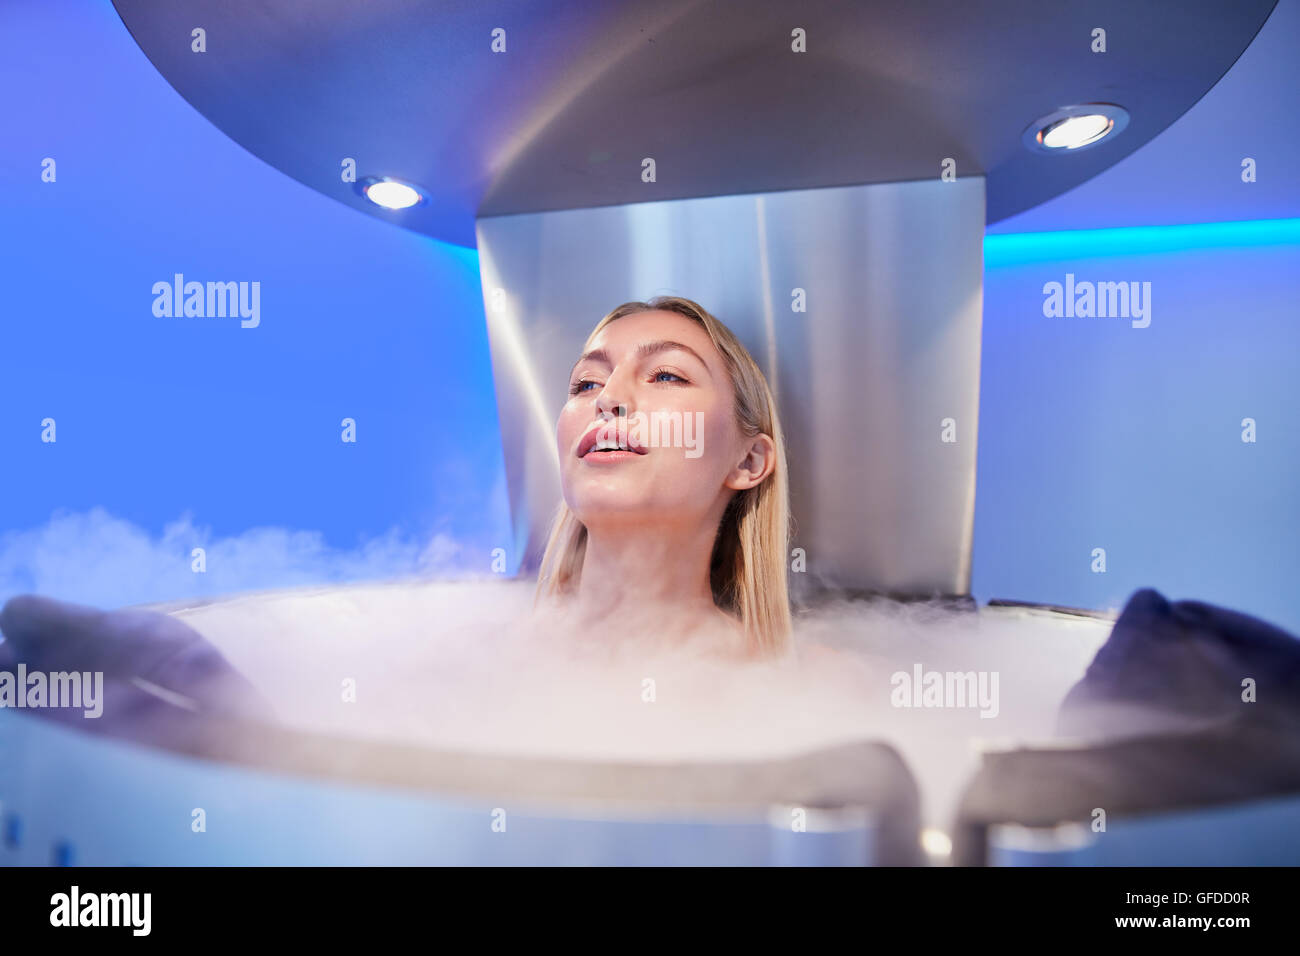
[1056,587,1300,739]
[0,593,272,746]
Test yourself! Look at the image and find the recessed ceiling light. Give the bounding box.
[356,176,427,210]
[1022,104,1130,154]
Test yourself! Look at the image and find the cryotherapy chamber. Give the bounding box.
[3,0,1298,867]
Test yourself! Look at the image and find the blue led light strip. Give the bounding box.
[985,217,1300,267]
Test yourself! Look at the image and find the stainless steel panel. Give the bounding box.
[476,176,984,596]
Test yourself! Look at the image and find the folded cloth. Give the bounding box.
[1056,587,1300,740]
[0,593,273,745]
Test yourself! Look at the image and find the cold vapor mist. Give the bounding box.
[0,507,470,610]
[166,578,1114,830]
[0,507,1117,832]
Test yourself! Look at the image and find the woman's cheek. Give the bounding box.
[556,415,578,460]
[702,406,738,466]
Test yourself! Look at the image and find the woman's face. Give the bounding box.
[557,310,769,533]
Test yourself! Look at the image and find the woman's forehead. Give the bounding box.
[589,310,715,355]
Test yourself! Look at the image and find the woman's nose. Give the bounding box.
[596,396,630,419]
[595,378,633,418]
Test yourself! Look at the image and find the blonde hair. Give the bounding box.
[535,296,792,655]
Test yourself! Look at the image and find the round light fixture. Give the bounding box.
[356,176,428,210]
[1022,104,1130,154]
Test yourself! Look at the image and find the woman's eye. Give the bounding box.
[651,369,687,384]
[570,379,598,395]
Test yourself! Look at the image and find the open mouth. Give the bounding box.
[577,426,649,459]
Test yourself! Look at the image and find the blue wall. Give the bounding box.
[0,0,510,608]
[973,222,1300,633]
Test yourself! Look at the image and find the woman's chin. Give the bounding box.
[569,492,659,525]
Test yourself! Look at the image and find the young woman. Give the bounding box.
[534,296,793,659]
[0,296,796,739]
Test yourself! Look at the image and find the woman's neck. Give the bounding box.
[570,519,738,645]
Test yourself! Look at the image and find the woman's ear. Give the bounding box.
[725,433,776,491]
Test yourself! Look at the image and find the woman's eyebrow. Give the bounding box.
[635,340,712,377]
[570,341,713,378]
[570,347,610,377]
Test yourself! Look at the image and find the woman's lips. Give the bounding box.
[580,448,644,463]
[576,425,649,459]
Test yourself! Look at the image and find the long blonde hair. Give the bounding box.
[535,296,792,655]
